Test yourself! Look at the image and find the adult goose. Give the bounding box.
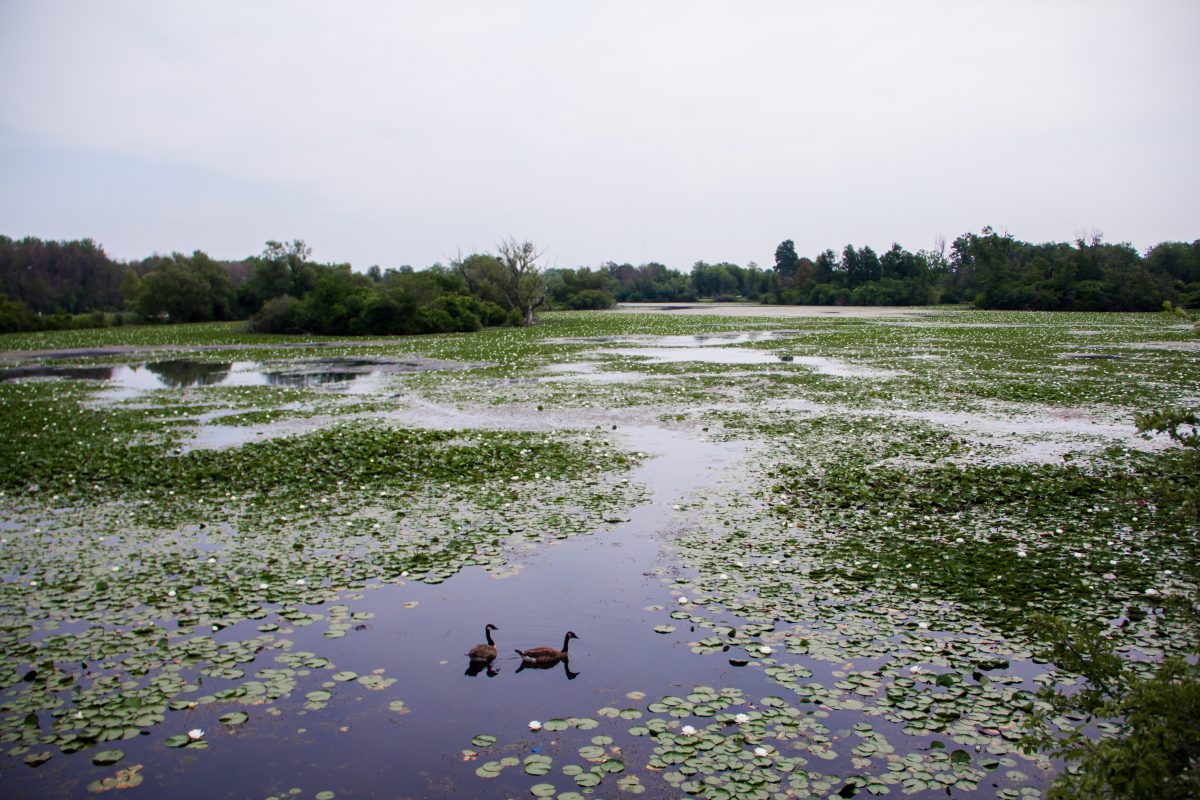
[468,624,499,662]
[515,631,578,665]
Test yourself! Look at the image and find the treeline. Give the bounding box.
[0,237,534,335]
[773,229,1200,310]
[550,230,1199,312]
[2,229,1198,335]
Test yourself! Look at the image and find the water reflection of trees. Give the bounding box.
[265,371,359,387]
[145,360,231,388]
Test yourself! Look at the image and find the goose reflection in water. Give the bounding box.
[515,658,580,680]
[464,660,501,678]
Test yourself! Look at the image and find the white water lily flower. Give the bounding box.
[295,579,306,586]
[734,713,751,725]
[754,746,769,757]
[258,583,268,590]
[187,728,204,740]
[909,583,919,590]
[759,646,772,655]
[909,665,921,673]
[955,537,965,544]
[677,597,689,605]
[528,720,542,731]
[167,589,176,597]
[681,725,697,736]
[1145,588,1159,596]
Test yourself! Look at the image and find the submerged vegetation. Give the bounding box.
[0,307,1196,798]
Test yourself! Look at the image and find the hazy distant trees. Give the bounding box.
[947,228,1183,311]
[544,267,615,310]
[0,236,123,313]
[2,229,1198,335]
[250,250,510,335]
[762,229,1200,311]
[606,262,695,302]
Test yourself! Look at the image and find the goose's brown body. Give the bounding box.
[515,631,578,664]
[468,624,499,661]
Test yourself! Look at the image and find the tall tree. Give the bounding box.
[774,240,800,280]
[495,238,546,326]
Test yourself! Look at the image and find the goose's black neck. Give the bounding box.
[485,627,495,646]
[561,632,571,652]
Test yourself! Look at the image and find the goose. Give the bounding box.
[467,624,499,662]
[515,631,578,664]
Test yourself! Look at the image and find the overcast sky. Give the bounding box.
[1,2,1197,270]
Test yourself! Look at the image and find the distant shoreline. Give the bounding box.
[612,302,940,318]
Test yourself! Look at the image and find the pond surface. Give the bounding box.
[2,423,756,799]
[2,311,1195,800]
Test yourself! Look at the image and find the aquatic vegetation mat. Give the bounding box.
[1,308,1196,798]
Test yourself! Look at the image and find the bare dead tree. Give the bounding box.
[496,237,546,326]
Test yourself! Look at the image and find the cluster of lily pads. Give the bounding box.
[464,683,1049,799]
[0,362,644,772]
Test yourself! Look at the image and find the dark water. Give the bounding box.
[2,422,1053,799]
[2,427,762,799]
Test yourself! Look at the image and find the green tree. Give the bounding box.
[136,262,210,322]
[774,240,800,281]
[246,240,314,310]
[119,269,144,311]
[458,239,546,326]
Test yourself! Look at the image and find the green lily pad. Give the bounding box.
[574,771,602,788]
[91,749,124,766]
